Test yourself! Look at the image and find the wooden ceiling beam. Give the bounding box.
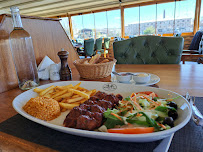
[0,0,63,14]
[0,0,38,9]
[47,0,174,18]
[23,1,119,17]
[21,0,118,16]
[20,0,100,14]
[123,0,175,8]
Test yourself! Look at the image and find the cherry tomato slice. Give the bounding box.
[107,127,154,134]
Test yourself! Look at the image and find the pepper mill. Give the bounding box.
[58,49,72,80]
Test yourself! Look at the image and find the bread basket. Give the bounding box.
[73,58,117,79]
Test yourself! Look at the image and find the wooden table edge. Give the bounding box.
[0,131,58,152]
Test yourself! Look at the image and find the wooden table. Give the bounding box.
[0,64,203,151]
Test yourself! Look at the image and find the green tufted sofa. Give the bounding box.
[113,36,184,64]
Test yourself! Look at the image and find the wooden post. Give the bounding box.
[193,0,201,34]
[121,6,125,38]
[173,0,176,35]
[93,12,97,39]
[67,14,74,40]
[139,5,140,35]
[155,3,157,35]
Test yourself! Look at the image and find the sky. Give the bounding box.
[65,0,199,31]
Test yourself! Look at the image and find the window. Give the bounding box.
[156,2,174,35]
[124,7,139,36]
[94,11,108,38]
[72,15,83,41]
[107,9,121,37]
[83,14,95,39]
[175,0,196,33]
[140,4,156,35]
[200,0,203,31]
[59,17,71,39]
[68,0,198,39]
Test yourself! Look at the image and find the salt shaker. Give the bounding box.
[57,49,72,80]
[49,64,60,81]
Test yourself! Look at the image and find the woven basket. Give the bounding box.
[73,58,117,79]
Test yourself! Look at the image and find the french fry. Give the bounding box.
[61,108,67,112]
[55,84,73,90]
[54,92,73,102]
[80,98,88,104]
[59,102,80,110]
[43,93,52,98]
[32,82,98,112]
[61,98,68,103]
[78,87,89,92]
[39,85,55,96]
[51,89,69,98]
[33,88,43,93]
[69,88,90,99]
[66,96,84,103]
[43,88,55,97]
[72,94,80,98]
[73,82,81,89]
[90,89,97,96]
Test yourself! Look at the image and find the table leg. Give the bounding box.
[104,48,106,58]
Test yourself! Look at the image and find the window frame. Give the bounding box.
[57,0,201,39]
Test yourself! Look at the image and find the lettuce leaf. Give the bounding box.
[126,112,160,131]
[103,109,124,129]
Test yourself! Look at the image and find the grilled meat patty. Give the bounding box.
[63,91,123,130]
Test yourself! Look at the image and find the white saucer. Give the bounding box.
[111,73,160,86]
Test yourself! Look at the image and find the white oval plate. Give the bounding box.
[12,81,191,142]
[111,73,160,86]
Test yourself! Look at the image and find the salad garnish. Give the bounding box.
[102,91,179,134]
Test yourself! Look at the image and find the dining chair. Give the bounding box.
[83,38,95,58]
[95,38,103,54]
[96,38,110,58]
[182,31,203,63]
[103,38,110,58]
[188,31,203,53]
[113,35,184,64]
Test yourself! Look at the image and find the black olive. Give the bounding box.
[167,101,178,110]
[168,110,178,120]
[153,97,158,101]
[163,117,174,127]
[155,116,165,123]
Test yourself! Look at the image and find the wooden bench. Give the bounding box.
[181,50,203,64]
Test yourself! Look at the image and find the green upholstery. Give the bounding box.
[104,38,110,49]
[95,38,103,51]
[113,36,184,64]
[84,39,95,56]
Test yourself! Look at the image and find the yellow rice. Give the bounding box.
[23,96,61,121]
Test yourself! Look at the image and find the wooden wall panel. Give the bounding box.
[0,14,79,93]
